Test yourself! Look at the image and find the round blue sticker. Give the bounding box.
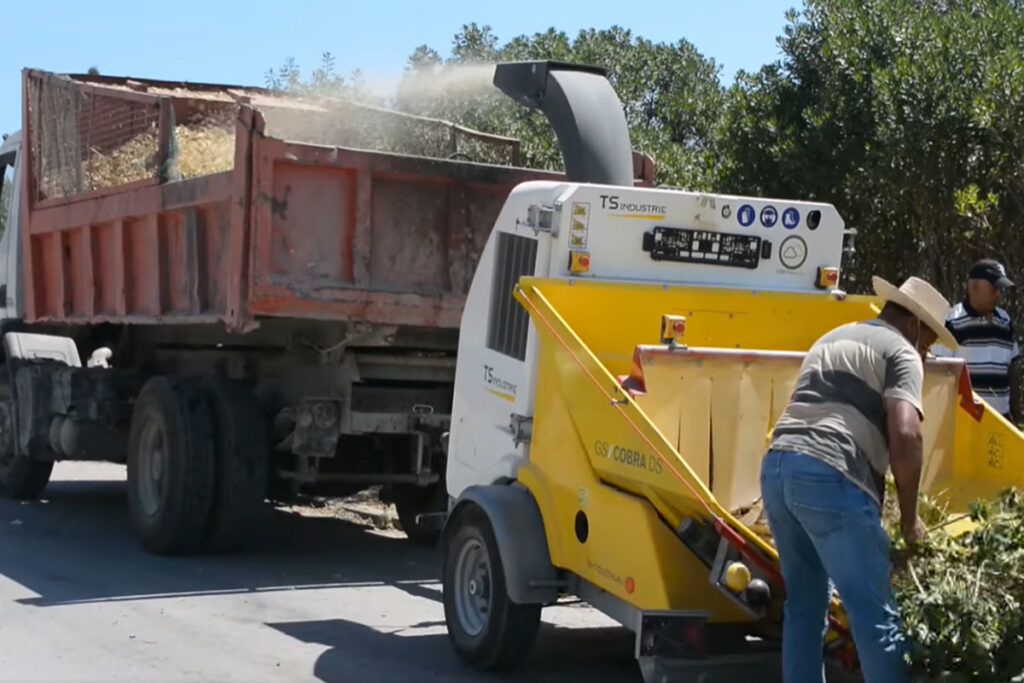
[760,205,778,228]
[782,207,800,230]
[737,204,756,227]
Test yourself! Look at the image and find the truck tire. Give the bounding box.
[0,380,52,499]
[442,503,541,671]
[394,481,447,545]
[200,379,269,552]
[127,377,215,555]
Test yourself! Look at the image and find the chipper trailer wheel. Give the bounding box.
[0,378,52,499]
[442,503,541,671]
[127,377,215,555]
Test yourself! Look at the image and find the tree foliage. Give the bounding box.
[405,24,726,189]
[264,52,372,101]
[267,1,1024,304]
[719,0,1024,298]
[269,25,726,189]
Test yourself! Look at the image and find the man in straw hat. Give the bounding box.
[759,275,955,682]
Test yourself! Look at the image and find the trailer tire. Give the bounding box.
[200,379,270,553]
[127,377,215,555]
[0,380,52,499]
[442,503,541,671]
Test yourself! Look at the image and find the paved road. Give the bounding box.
[0,463,642,683]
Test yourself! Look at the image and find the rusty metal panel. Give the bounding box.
[29,233,60,319]
[246,291,467,329]
[25,182,232,323]
[368,176,450,292]
[65,226,94,317]
[199,204,232,316]
[20,68,657,331]
[459,184,519,294]
[267,163,357,287]
[93,222,119,315]
[249,137,564,329]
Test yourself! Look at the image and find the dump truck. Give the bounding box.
[0,66,654,553]
[436,61,1024,681]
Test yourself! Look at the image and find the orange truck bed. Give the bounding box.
[18,69,653,333]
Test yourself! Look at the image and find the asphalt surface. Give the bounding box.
[0,463,642,683]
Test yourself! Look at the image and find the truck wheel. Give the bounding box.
[394,480,447,545]
[200,379,270,552]
[0,381,52,499]
[127,377,215,555]
[442,504,541,671]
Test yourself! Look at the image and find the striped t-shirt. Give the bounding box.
[931,302,1019,417]
[768,319,924,507]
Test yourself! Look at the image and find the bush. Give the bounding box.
[885,487,1024,681]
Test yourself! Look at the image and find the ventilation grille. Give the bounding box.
[486,232,538,360]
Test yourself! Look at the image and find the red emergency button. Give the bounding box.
[816,266,840,289]
[569,251,591,274]
[661,315,687,345]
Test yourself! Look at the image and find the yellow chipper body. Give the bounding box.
[521,278,1019,677]
[438,61,1024,682]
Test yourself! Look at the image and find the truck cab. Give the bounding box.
[0,131,23,322]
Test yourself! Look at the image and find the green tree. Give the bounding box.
[268,24,727,188]
[718,0,1024,297]
[264,52,372,101]
[396,23,727,189]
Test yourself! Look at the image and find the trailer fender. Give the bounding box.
[442,484,558,605]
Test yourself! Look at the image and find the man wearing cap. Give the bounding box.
[760,276,955,683]
[931,259,1020,421]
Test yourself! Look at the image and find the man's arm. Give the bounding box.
[886,397,924,543]
[884,342,926,544]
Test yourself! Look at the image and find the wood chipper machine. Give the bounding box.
[437,61,1024,682]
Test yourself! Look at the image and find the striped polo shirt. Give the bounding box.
[769,319,924,507]
[931,301,1020,417]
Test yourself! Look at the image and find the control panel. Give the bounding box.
[642,227,763,270]
[521,182,846,293]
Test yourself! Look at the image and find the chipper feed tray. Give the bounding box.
[510,275,1024,681]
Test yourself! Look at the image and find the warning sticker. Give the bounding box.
[570,202,590,249]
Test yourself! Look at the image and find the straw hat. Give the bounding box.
[872,276,958,350]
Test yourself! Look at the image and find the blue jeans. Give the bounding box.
[760,449,908,683]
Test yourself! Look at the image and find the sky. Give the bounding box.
[0,0,799,136]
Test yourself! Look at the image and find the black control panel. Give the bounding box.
[642,227,763,270]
